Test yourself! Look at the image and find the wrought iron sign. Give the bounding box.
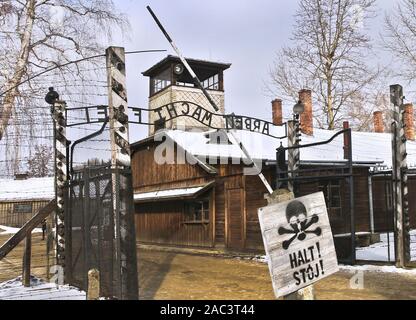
[65,101,288,139]
[65,105,108,128]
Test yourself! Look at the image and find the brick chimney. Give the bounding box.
[343,121,350,160]
[272,99,283,126]
[299,89,314,136]
[404,103,415,141]
[373,111,384,133]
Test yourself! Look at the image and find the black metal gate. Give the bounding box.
[367,170,416,266]
[65,165,130,299]
[276,128,357,265]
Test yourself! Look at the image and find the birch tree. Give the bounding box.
[0,0,127,175]
[384,0,416,82]
[267,0,379,130]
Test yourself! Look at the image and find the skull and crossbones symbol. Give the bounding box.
[278,200,322,250]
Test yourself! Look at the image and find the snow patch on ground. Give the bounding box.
[339,265,416,276]
[0,225,42,236]
[356,231,416,262]
[250,255,416,275]
[0,277,86,301]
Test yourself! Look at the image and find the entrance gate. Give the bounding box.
[65,166,130,299]
[47,44,416,303]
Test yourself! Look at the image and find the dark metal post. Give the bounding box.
[276,144,288,190]
[287,121,296,193]
[106,46,139,300]
[347,128,356,264]
[82,167,91,289]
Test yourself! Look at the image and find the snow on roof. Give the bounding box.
[0,177,54,202]
[134,185,210,203]
[160,127,416,168]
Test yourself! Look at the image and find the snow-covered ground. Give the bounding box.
[0,277,86,301]
[356,231,416,262]
[0,225,42,236]
[340,264,416,276]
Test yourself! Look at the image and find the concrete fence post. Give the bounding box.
[87,269,100,300]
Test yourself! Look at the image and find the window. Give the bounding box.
[319,180,342,218]
[13,203,33,214]
[185,200,210,223]
[153,79,171,94]
[202,74,220,90]
[151,68,171,95]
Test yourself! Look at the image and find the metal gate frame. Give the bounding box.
[276,128,357,265]
[370,169,416,267]
[65,165,136,299]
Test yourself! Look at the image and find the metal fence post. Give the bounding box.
[347,128,356,264]
[276,144,288,190]
[106,46,139,300]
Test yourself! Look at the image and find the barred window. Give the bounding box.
[319,180,342,218]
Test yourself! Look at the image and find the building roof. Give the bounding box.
[142,55,232,77]
[0,177,55,202]
[132,127,416,169]
[134,182,215,203]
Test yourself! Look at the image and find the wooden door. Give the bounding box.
[226,189,244,249]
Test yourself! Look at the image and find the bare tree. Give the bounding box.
[0,0,128,176]
[384,0,416,82]
[267,0,380,130]
[27,144,54,177]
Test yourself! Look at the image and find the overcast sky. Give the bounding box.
[110,0,398,142]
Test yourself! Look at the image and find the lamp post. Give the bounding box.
[45,88,68,283]
[293,100,305,120]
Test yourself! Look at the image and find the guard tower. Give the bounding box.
[142,55,231,135]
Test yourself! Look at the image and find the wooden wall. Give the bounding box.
[297,167,371,235]
[132,138,382,252]
[132,142,211,193]
[244,175,269,251]
[135,200,212,248]
[0,200,50,228]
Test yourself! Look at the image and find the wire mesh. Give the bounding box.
[66,165,125,299]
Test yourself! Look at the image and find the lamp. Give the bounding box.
[293,100,305,115]
[45,87,59,105]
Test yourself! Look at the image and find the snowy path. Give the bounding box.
[356,230,416,262]
[0,225,42,236]
[0,277,85,301]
